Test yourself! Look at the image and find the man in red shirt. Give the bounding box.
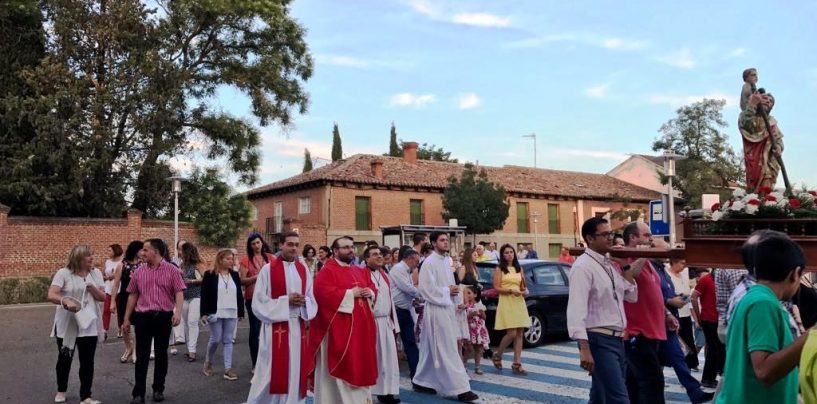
[622,222,679,404]
[692,269,723,389]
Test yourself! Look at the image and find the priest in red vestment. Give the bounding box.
[309,236,378,403]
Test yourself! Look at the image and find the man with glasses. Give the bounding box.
[567,217,639,404]
[310,236,378,403]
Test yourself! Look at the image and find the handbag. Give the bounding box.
[74,283,97,329]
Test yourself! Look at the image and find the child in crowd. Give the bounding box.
[463,286,490,375]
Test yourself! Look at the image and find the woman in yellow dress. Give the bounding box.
[491,244,531,375]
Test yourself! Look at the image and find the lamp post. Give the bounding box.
[531,211,541,255]
[662,150,686,247]
[168,176,186,260]
[522,133,537,168]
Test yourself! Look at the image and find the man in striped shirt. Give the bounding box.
[122,239,186,404]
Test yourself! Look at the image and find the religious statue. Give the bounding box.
[738,68,788,192]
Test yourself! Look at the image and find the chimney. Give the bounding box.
[370,159,384,179]
[403,141,418,163]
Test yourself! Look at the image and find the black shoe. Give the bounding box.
[152,391,164,402]
[130,397,145,404]
[701,381,718,389]
[694,391,715,403]
[377,394,401,404]
[457,391,479,402]
[412,383,437,395]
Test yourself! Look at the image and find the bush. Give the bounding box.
[0,277,51,305]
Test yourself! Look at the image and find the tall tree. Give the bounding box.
[388,122,401,157]
[177,168,252,247]
[653,98,744,207]
[0,0,312,217]
[303,148,313,172]
[331,123,342,161]
[442,163,509,239]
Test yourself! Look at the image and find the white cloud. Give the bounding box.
[315,54,414,71]
[601,37,647,51]
[389,93,437,108]
[457,93,481,110]
[506,33,647,51]
[648,92,739,108]
[656,48,696,69]
[726,48,747,58]
[551,148,629,161]
[407,0,442,18]
[315,55,369,68]
[584,83,611,99]
[260,132,381,162]
[451,13,511,28]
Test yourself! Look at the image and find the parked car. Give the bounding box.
[476,259,571,347]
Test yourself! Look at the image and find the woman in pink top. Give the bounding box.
[238,233,276,369]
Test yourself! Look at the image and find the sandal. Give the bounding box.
[474,366,484,375]
[491,352,503,369]
[511,362,527,375]
[120,348,132,363]
[186,353,196,362]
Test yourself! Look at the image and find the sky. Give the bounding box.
[203,0,817,192]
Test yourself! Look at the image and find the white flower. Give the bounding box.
[729,200,746,211]
[770,191,785,202]
[746,204,759,215]
[800,192,815,203]
[777,197,789,208]
[744,193,759,202]
[764,200,778,208]
[732,188,747,198]
[712,210,724,221]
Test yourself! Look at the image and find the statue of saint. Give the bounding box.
[738,68,784,191]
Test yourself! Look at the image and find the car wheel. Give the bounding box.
[523,310,546,348]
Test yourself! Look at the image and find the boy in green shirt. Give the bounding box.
[717,231,808,404]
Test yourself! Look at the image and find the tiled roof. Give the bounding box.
[247,154,661,202]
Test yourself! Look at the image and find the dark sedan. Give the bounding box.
[476,259,571,347]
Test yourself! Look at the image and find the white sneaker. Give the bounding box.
[80,398,101,404]
[149,351,155,360]
[54,392,66,403]
[170,348,178,355]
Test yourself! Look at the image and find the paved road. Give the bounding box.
[0,304,700,403]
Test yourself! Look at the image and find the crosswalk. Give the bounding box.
[302,340,702,403]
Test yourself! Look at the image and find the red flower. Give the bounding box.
[790,198,802,209]
[764,194,777,202]
[759,186,773,194]
[810,191,817,197]
[747,199,761,206]
[711,203,721,211]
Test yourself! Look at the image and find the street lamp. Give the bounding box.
[167,176,187,259]
[522,133,537,168]
[662,150,686,247]
[531,211,541,255]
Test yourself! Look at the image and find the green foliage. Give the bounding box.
[399,139,458,162]
[652,98,744,208]
[331,123,342,161]
[388,122,401,157]
[303,148,313,172]
[0,0,312,217]
[0,276,51,304]
[442,163,509,235]
[178,168,252,247]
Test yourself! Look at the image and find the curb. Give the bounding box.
[0,302,53,310]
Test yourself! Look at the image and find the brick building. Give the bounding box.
[246,142,661,259]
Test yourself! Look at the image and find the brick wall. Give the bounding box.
[0,208,227,279]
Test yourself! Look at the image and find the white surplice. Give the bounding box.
[370,270,401,396]
[412,252,471,397]
[247,260,317,404]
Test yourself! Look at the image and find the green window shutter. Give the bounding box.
[517,202,529,233]
[410,199,424,225]
[355,197,371,230]
[548,243,562,258]
[548,204,560,234]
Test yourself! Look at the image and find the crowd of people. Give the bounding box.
[48,230,539,404]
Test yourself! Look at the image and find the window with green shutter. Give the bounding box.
[410,199,424,225]
[548,203,560,234]
[517,202,529,233]
[355,197,371,230]
[549,243,562,258]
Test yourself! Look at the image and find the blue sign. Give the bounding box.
[649,199,670,236]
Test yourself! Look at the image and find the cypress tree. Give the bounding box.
[331,123,343,161]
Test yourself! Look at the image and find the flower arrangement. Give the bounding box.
[710,186,817,221]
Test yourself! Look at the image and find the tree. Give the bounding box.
[388,122,401,157]
[0,0,312,217]
[178,168,252,247]
[303,148,313,172]
[442,163,509,239]
[331,123,342,161]
[653,98,744,208]
[400,140,458,162]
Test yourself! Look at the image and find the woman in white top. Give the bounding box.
[668,258,700,370]
[47,245,106,404]
[102,243,123,339]
[200,249,244,381]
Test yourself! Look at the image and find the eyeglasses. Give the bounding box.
[593,232,614,238]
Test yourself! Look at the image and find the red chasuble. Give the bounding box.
[268,259,312,399]
[309,258,378,387]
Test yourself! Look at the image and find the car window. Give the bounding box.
[532,264,566,286]
[476,264,495,283]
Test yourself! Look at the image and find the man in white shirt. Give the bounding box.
[566,217,639,404]
[390,248,421,379]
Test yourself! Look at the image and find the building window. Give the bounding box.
[548,203,560,234]
[410,199,424,225]
[299,197,311,214]
[548,243,562,258]
[355,196,371,231]
[273,201,283,233]
[517,202,529,233]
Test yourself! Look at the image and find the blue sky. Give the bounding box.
[206,0,817,191]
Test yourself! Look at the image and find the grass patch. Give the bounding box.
[0,277,51,305]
